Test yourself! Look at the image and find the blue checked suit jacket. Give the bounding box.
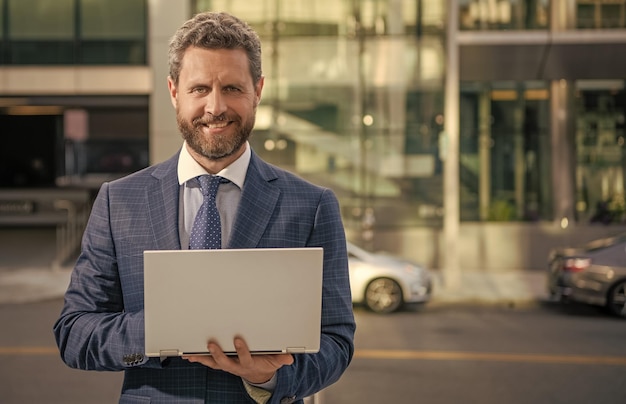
[53,149,356,404]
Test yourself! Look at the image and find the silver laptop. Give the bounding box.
[143,248,323,360]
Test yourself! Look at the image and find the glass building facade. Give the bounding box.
[1,0,626,269]
[192,0,449,241]
[189,1,626,233]
[0,0,147,65]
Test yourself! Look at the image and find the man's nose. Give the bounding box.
[204,90,227,116]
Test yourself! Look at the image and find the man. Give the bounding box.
[54,11,355,404]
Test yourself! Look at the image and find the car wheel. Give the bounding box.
[364,277,403,314]
[607,280,626,318]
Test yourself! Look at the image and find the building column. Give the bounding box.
[443,0,460,288]
[550,79,576,225]
[149,0,191,164]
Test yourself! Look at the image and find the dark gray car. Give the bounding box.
[547,233,626,318]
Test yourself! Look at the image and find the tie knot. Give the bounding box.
[196,175,221,198]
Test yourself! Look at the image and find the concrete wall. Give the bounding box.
[371,223,626,271]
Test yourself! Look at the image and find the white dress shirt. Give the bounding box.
[177,141,250,249]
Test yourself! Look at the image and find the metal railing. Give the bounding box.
[52,198,90,269]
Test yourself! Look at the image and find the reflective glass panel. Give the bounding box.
[459,0,549,30]
[460,81,551,221]
[8,0,75,39]
[0,2,4,40]
[194,0,447,231]
[79,0,147,64]
[575,81,626,224]
[81,0,146,39]
[574,0,626,29]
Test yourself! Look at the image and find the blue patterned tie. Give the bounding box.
[189,175,222,249]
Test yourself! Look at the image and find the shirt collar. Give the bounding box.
[177,141,250,189]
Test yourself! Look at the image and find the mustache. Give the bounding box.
[193,114,231,126]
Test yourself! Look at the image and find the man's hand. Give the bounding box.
[183,337,294,384]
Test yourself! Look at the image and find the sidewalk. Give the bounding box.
[430,270,547,307]
[0,264,548,306]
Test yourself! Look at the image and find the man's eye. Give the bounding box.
[225,86,241,93]
[192,87,208,94]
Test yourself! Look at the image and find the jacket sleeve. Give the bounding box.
[269,188,356,403]
[53,182,160,371]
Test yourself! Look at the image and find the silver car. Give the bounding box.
[547,233,626,318]
[347,242,432,313]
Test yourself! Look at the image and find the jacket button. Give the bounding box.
[123,353,144,365]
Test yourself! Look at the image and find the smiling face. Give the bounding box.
[168,46,264,173]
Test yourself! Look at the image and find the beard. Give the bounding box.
[177,110,255,161]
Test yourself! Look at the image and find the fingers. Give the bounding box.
[277,353,295,366]
[182,339,226,368]
[208,339,232,364]
[183,353,218,368]
[233,337,253,367]
[184,339,243,371]
[183,337,294,384]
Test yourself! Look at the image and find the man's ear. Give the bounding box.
[167,76,178,109]
[254,76,265,106]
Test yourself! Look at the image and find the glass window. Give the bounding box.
[80,0,146,64]
[575,0,626,29]
[600,3,625,28]
[575,81,626,224]
[81,0,146,39]
[193,0,448,231]
[7,0,76,64]
[8,0,75,39]
[0,1,4,40]
[459,0,549,30]
[420,0,446,32]
[460,81,551,221]
[195,0,440,37]
[576,3,597,28]
[3,0,147,65]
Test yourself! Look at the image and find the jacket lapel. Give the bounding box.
[227,152,280,249]
[147,154,182,250]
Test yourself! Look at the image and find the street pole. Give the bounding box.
[442,0,461,290]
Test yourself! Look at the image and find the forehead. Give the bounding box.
[179,46,252,84]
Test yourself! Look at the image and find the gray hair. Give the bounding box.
[168,12,262,85]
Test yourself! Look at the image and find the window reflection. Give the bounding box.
[0,0,147,65]
[577,0,626,29]
[459,82,551,221]
[195,0,445,229]
[576,81,626,223]
[459,0,549,30]
[193,0,626,227]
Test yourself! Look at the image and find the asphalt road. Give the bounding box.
[325,303,626,404]
[1,299,625,403]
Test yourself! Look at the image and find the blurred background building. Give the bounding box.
[0,0,625,271]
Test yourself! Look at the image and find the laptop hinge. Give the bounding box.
[160,349,180,362]
[286,347,306,354]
